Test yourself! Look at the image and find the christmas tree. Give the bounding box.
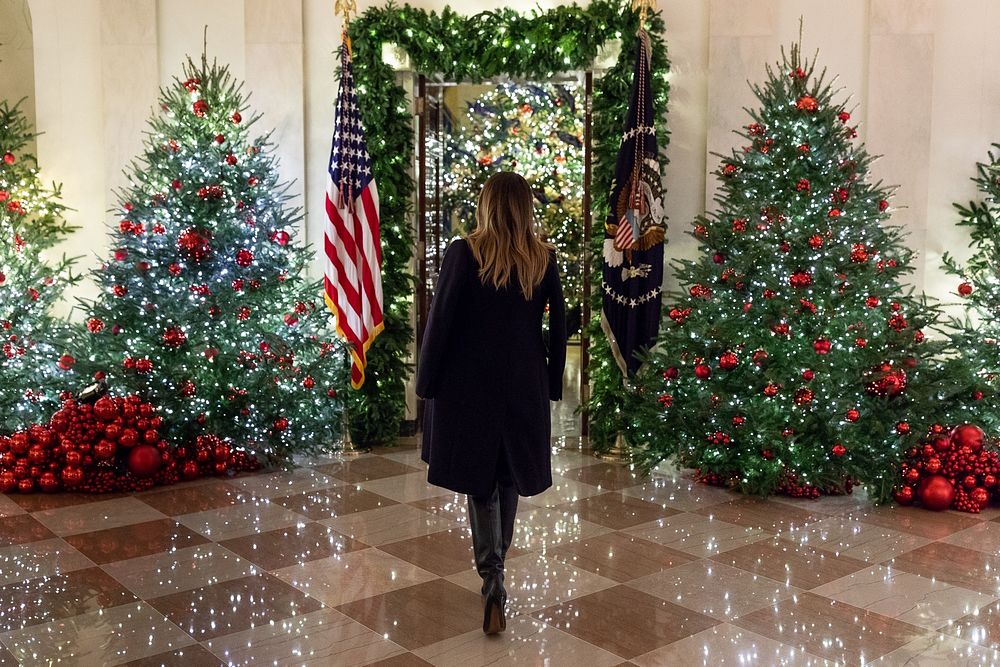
[439,83,585,331]
[942,144,1000,431]
[76,57,344,464]
[632,45,952,500]
[0,99,78,432]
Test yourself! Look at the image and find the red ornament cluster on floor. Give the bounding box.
[896,424,998,513]
[0,394,258,494]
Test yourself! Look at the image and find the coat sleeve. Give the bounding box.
[546,257,568,401]
[416,239,467,399]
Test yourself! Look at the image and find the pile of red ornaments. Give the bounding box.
[694,467,855,499]
[0,392,258,494]
[895,424,1000,513]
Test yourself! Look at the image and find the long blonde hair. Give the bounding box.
[467,172,553,300]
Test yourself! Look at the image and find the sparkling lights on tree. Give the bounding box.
[75,57,344,464]
[0,99,79,432]
[439,83,585,330]
[632,45,956,501]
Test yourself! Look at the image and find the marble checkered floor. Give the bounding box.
[4,440,1000,666]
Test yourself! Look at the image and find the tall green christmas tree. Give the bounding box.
[0,99,78,432]
[942,144,1000,431]
[76,57,344,464]
[440,83,585,331]
[632,46,955,501]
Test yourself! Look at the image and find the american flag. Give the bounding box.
[324,35,384,389]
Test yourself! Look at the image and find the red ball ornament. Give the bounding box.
[972,487,990,508]
[958,282,974,297]
[177,227,211,263]
[925,457,942,474]
[918,475,955,511]
[93,396,117,421]
[273,417,289,431]
[694,364,711,379]
[235,249,254,267]
[18,478,35,493]
[3,152,14,165]
[986,475,998,488]
[831,443,847,457]
[182,460,200,480]
[952,424,985,452]
[303,377,315,389]
[119,429,138,447]
[813,338,832,355]
[128,445,161,477]
[794,388,814,405]
[894,485,914,504]
[846,409,860,422]
[161,326,187,348]
[789,271,813,289]
[61,466,83,488]
[58,354,76,371]
[270,230,290,246]
[93,440,116,460]
[796,95,819,112]
[192,99,209,117]
[64,450,82,467]
[905,467,921,484]
[38,472,59,493]
[963,475,978,490]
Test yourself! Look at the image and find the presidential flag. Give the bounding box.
[601,28,665,377]
[324,34,384,389]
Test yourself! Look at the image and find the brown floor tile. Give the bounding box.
[219,521,367,570]
[733,591,925,664]
[137,479,255,516]
[149,572,323,640]
[377,528,476,576]
[317,456,422,483]
[710,537,869,589]
[547,531,696,582]
[62,518,209,564]
[118,643,225,666]
[0,514,55,546]
[0,566,136,632]
[848,506,984,540]
[8,491,126,513]
[890,541,1000,595]
[560,462,645,492]
[555,492,680,530]
[336,579,482,650]
[532,584,719,659]
[698,497,828,533]
[0,645,15,665]
[363,654,434,667]
[273,485,398,520]
[408,495,468,524]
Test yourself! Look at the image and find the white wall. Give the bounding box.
[8,0,1000,312]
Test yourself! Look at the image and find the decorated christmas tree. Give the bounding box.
[440,83,585,331]
[632,45,956,501]
[0,99,78,432]
[942,146,1000,430]
[75,57,344,465]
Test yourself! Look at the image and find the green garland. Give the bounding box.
[348,1,669,448]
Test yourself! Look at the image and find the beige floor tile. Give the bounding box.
[549,449,600,474]
[812,565,996,631]
[228,467,342,498]
[632,622,836,667]
[621,475,737,512]
[0,537,94,586]
[622,512,766,556]
[445,552,617,615]
[525,476,605,508]
[865,632,1000,666]
[32,497,167,536]
[174,498,306,541]
[0,601,194,666]
[780,516,932,562]
[378,448,426,467]
[413,614,622,667]
[360,472,454,503]
[102,543,255,598]
[203,607,406,665]
[321,504,459,546]
[629,559,799,621]
[272,548,437,607]
[942,521,1000,557]
[508,507,612,553]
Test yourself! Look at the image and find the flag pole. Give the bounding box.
[332,0,370,458]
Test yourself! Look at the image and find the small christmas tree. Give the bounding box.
[76,57,343,464]
[0,99,78,432]
[942,144,1000,431]
[440,83,585,331]
[633,45,951,501]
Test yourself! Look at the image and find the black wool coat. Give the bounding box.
[416,238,567,498]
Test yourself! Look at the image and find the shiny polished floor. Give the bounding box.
[3,350,1000,665]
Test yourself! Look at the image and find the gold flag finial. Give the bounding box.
[631,0,655,30]
[335,0,357,23]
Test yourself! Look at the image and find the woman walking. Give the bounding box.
[416,171,568,635]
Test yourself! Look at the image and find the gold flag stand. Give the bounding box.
[596,432,631,463]
[632,0,655,30]
[339,403,370,457]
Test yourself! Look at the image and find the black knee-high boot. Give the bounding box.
[498,483,518,560]
[467,487,506,634]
